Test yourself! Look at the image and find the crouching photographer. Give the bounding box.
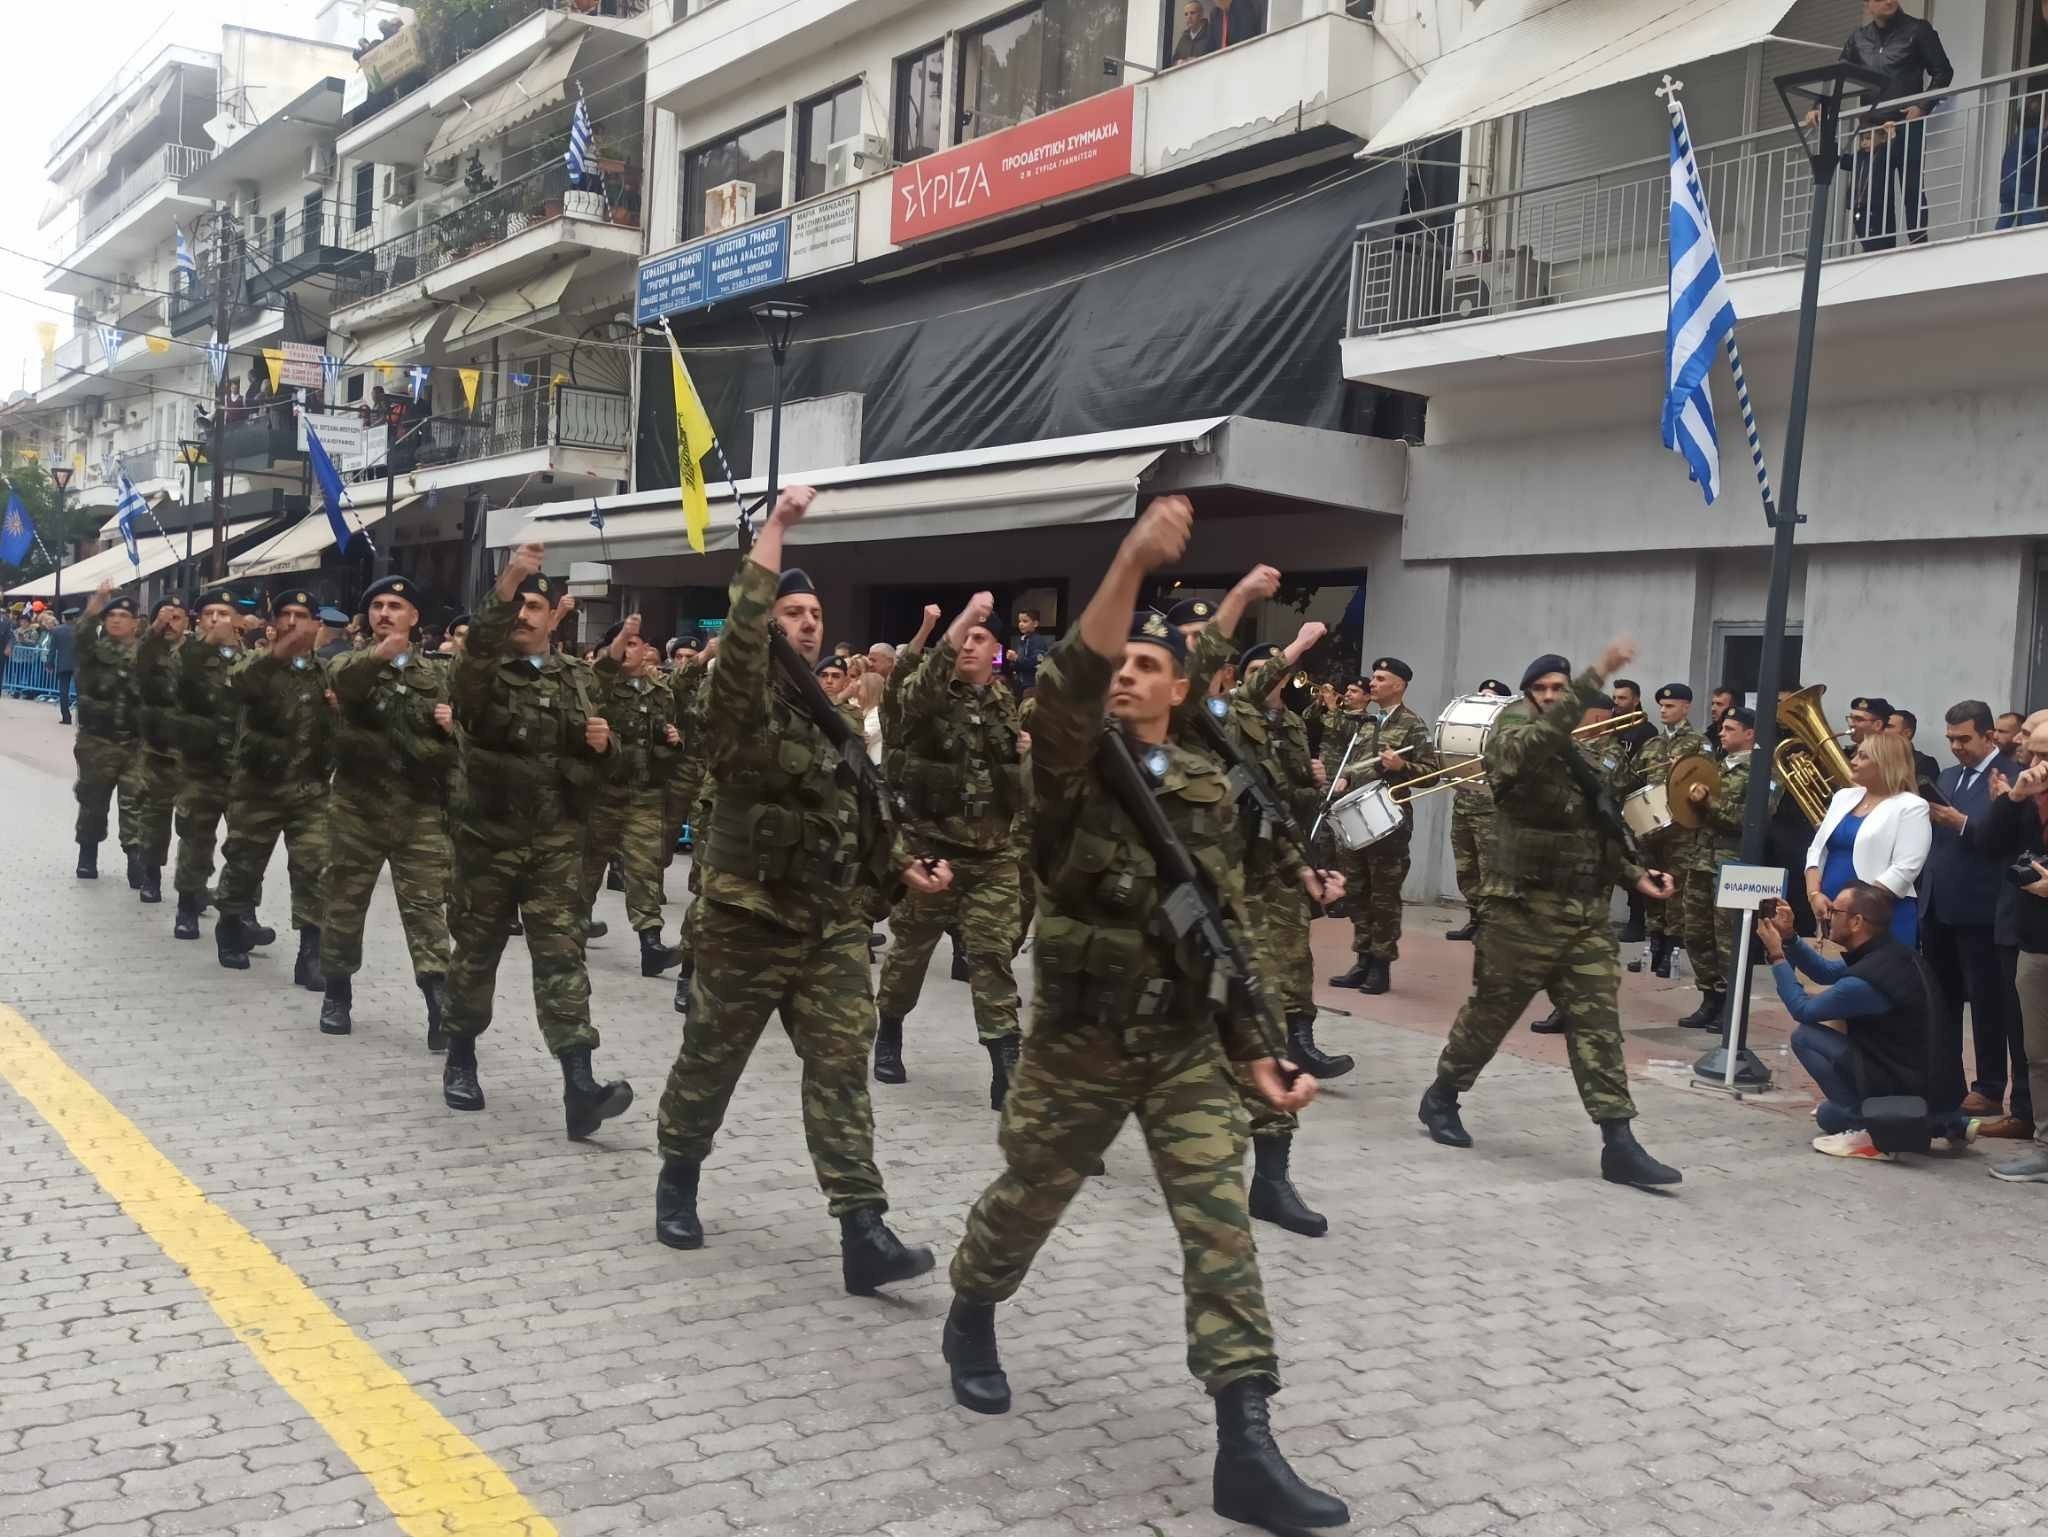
[1971,734,2048,1182]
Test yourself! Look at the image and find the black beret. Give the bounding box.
[815,655,848,676]
[777,568,817,600]
[272,587,318,616]
[601,621,626,648]
[512,570,554,600]
[670,634,703,654]
[362,574,426,611]
[1586,691,1616,712]
[1521,653,1571,690]
[1165,597,1215,628]
[1129,609,1187,664]
[103,595,137,617]
[1726,706,1758,729]
[195,586,240,612]
[446,612,472,633]
[1370,656,1413,683]
[1655,683,1693,703]
[1237,641,1279,671]
[1477,678,1512,697]
[149,596,186,621]
[1849,695,1892,717]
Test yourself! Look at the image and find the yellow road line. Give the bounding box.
[0,1004,557,1536]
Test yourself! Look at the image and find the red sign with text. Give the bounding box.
[890,88,1137,244]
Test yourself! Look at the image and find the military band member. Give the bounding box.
[1675,706,1758,1035]
[169,587,260,944]
[1446,678,1513,942]
[942,495,1346,1535]
[318,575,456,1047]
[131,596,189,904]
[1708,685,1737,757]
[1419,646,1682,1188]
[653,488,947,1296]
[1628,683,1705,978]
[1530,690,1626,1036]
[1325,658,1435,995]
[440,546,634,1141]
[69,581,141,882]
[1610,678,1657,943]
[583,615,686,978]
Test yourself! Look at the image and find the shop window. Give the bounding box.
[957,0,1130,143]
[894,42,945,163]
[682,111,786,239]
[795,80,864,202]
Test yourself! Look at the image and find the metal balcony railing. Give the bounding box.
[343,384,628,483]
[74,144,211,252]
[173,200,364,333]
[1349,67,2048,341]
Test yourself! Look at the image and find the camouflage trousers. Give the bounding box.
[1436,893,1635,1122]
[1450,795,1489,910]
[581,787,670,935]
[876,851,1021,1043]
[1334,825,1410,960]
[1244,870,1311,1138]
[173,778,230,900]
[445,826,597,1057]
[132,747,180,867]
[1680,866,1731,994]
[1016,853,1038,954]
[663,771,703,869]
[73,732,139,849]
[659,900,887,1217]
[950,1021,1278,1393]
[1641,832,1682,940]
[216,784,327,931]
[320,790,451,980]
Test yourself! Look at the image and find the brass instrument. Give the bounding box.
[1385,710,1648,805]
[1772,684,1856,825]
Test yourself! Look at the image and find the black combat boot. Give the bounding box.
[138,865,162,904]
[1326,959,1371,989]
[606,858,626,892]
[985,1035,1020,1112]
[1649,935,1674,979]
[560,1048,633,1140]
[840,1207,935,1296]
[1249,1135,1328,1237]
[1285,1012,1354,1081]
[318,975,353,1035]
[1444,918,1477,941]
[585,916,608,940]
[125,847,144,889]
[1360,957,1392,995]
[75,841,98,879]
[673,963,693,1018]
[443,1034,484,1111]
[942,1297,1011,1414]
[1529,1011,1566,1035]
[216,912,252,970]
[638,928,681,977]
[418,974,447,1053]
[293,927,325,992]
[1676,990,1721,1029]
[949,932,969,983]
[1212,1377,1350,1532]
[1619,892,1648,943]
[246,916,277,947]
[173,891,201,940]
[654,1156,703,1249]
[873,1014,908,1085]
[1600,1118,1682,1187]
[1418,1078,1473,1147]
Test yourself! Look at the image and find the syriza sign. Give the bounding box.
[890,87,1139,244]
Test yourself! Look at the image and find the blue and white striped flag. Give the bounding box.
[95,324,124,364]
[175,224,197,281]
[115,473,148,566]
[205,340,229,387]
[320,353,344,398]
[1660,93,1737,506]
[565,91,593,185]
[408,364,431,402]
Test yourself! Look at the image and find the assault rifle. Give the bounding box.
[1188,693,1314,871]
[766,624,916,855]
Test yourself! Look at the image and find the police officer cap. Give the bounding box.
[446,611,472,634]
[1237,641,1279,672]
[1371,656,1413,683]
[1165,597,1215,628]
[815,655,848,676]
[1129,610,1188,664]
[1655,683,1694,703]
[272,586,318,617]
[102,594,137,617]
[317,606,350,626]
[361,574,426,612]
[1726,705,1758,729]
[670,633,703,654]
[1477,678,1512,697]
[195,585,239,613]
[1520,653,1571,690]
[513,570,554,601]
[777,568,817,601]
[1850,694,1892,718]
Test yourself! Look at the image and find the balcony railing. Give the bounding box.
[173,200,366,334]
[74,144,211,252]
[1348,67,2048,341]
[344,384,628,483]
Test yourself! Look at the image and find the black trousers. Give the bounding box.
[1998,944,2034,1124]
[1923,917,2008,1110]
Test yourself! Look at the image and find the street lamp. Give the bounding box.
[1695,61,1883,1093]
[748,300,807,523]
[178,439,206,593]
[48,464,72,620]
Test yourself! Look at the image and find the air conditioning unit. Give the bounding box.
[89,287,112,313]
[703,179,756,235]
[825,134,888,191]
[385,169,418,206]
[1440,247,1551,320]
[306,144,338,182]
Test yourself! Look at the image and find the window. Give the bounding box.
[795,81,864,202]
[352,164,374,232]
[894,42,945,163]
[682,112,786,239]
[957,0,1129,143]
[301,190,324,254]
[346,372,364,404]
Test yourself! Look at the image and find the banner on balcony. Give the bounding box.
[95,326,123,362]
[458,368,481,411]
[321,355,344,397]
[145,335,171,355]
[34,323,55,364]
[278,342,325,390]
[261,348,285,393]
[408,365,431,402]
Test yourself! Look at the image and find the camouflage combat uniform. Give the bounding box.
[663,660,709,868]
[1629,719,1706,944]
[1435,673,1644,1121]
[170,637,243,902]
[875,637,1025,1045]
[132,627,184,871]
[1680,746,1750,1000]
[951,629,1282,1393]
[321,647,455,981]
[1449,775,1492,913]
[215,651,331,932]
[1322,702,1434,962]
[656,561,898,1218]
[582,656,681,937]
[443,590,617,1055]
[71,609,140,854]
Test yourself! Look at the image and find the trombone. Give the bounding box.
[1379,710,1647,805]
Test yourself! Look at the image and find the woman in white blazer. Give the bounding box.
[1805,733,1931,944]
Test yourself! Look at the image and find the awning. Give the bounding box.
[336,310,454,369]
[5,544,138,599]
[1363,0,1802,153]
[424,37,582,168]
[444,260,583,347]
[231,496,422,578]
[5,519,269,598]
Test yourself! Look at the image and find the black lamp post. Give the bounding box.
[178,439,206,593]
[748,300,806,524]
[1695,61,1883,1091]
[49,464,72,619]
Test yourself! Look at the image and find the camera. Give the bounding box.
[2006,858,2045,888]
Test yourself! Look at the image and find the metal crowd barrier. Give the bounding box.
[3,649,58,702]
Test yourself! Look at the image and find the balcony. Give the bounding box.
[56,144,212,283]
[171,200,366,338]
[1343,67,2048,398]
[345,384,629,493]
[38,295,171,397]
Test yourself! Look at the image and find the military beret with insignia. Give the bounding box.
[149,596,186,621]
[1655,683,1693,703]
[1165,597,1215,628]
[601,620,626,648]
[195,586,240,613]
[1371,656,1413,683]
[1726,706,1757,729]
[1477,678,1512,697]
[446,612,472,633]
[362,574,426,612]
[777,568,818,601]
[1849,695,1892,718]
[1237,641,1279,671]
[512,570,553,600]
[1521,654,1571,690]
[272,587,318,617]
[102,594,137,617]
[670,634,703,654]
[815,655,848,676]
[1129,609,1188,664]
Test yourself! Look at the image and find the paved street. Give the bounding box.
[4,693,2046,1537]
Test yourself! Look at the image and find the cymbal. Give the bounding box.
[1667,754,1721,830]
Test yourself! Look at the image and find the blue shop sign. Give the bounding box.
[636,219,790,324]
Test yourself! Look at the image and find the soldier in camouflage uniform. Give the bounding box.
[653,488,945,1295]
[1626,683,1706,977]
[317,574,456,1049]
[1445,678,1515,942]
[1325,658,1436,995]
[214,587,333,986]
[440,545,633,1142]
[1418,645,1683,1188]
[69,582,141,882]
[131,596,190,904]
[1674,706,1757,1034]
[583,615,685,978]
[671,649,717,1013]
[942,497,1346,1536]
[1529,692,1631,1035]
[873,591,1026,1105]
[168,588,256,943]
[661,634,708,888]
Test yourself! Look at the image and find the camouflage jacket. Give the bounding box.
[1686,747,1751,870]
[135,631,183,756]
[73,612,139,742]
[1190,653,1312,886]
[890,637,1025,856]
[1320,700,1434,831]
[1633,718,1708,855]
[1480,672,1645,902]
[329,648,456,807]
[170,637,246,776]
[232,650,334,794]
[593,657,681,794]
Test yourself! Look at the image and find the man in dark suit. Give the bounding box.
[1923,700,2024,1120]
[1885,709,1942,791]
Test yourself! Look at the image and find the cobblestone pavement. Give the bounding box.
[3,696,2045,1537]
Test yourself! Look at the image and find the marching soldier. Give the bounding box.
[1529,690,1627,1035]
[873,591,1026,1103]
[662,633,708,886]
[1675,705,1758,1035]
[653,488,948,1295]
[1446,678,1513,942]
[439,545,634,1141]
[1628,682,1706,978]
[1418,646,1683,1188]
[582,615,685,978]
[941,495,1346,1535]
[317,575,456,1048]
[1610,679,1658,942]
[671,642,718,1014]
[1325,658,1434,995]
[131,596,190,904]
[214,587,332,983]
[169,587,263,945]
[69,581,141,882]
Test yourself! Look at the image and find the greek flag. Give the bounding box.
[95,324,124,364]
[205,340,229,387]
[565,92,594,186]
[320,353,344,397]
[1660,96,1736,506]
[116,473,148,566]
[588,497,604,531]
[408,364,431,402]
[175,224,197,282]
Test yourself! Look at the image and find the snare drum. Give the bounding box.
[1621,783,1673,840]
[1329,781,1403,852]
[1433,692,1514,764]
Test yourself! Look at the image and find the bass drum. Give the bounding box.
[1434,692,1514,765]
[1622,783,1673,840]
[1329,781,1403,852]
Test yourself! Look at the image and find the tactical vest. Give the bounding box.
[894,681,1023,823]
[237,658,333,786]
[75,631,137,740]
[1212,695,1294,883]
[1486,702,1612,896]
[604,673,677,792]
[459,659,600,824]
[171,646,241,772]
[333,661,452,806]
[700,691,875,893]
[136,641,180,752]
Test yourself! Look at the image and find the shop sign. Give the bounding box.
[890,87,1137,243]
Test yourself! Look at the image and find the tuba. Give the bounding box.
[1773,684,1856,825]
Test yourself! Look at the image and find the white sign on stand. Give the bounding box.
[1711,863,1787,1091]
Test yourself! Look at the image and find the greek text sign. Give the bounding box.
[890,88,1137,244]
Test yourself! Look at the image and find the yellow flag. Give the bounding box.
[665,329,716,556]
[458,367,481,410]
[34,323,56,364]
[261,347,284,392]
[145,334,171,355]
[375,360,395,381]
